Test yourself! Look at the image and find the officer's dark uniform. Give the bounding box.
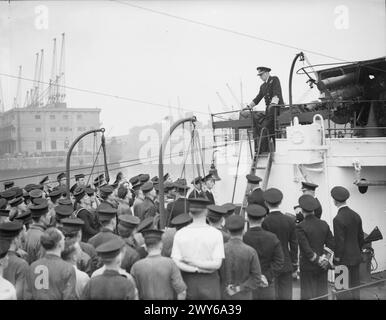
[243,204,284,300]
[81,238,137,300]
[246,175,268,212]
[188,188,206,199]
[0,221,29,300]
[188,177,206,199]
[331,186,364,300]
[261,188,298,300]
[249,67,284,152]
[202,174,216,205]
[296,195,335,300]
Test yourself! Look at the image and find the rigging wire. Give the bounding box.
[112,0,386,74]
[0,72,210,116]
[0,139,241,184]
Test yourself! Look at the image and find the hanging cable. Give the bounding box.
[0,72,210,116]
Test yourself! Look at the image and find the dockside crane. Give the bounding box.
[37,49,44,107]
[48,38,57,105]
[57,33,66,103]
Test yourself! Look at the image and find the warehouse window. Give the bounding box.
[51,140,57,150]
[35,114,41,119]
[50,115,55,120]
[50,127,56,132]
[35,128,41,132]
[36,141,42,150]
[63,114,69,120]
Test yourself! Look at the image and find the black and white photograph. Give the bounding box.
[0,0,385,306]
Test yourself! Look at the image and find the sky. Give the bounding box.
[0,0,385,137]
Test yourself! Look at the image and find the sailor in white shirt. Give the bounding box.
[172,198,224,300]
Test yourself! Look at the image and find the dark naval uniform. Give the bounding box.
[24,253,77,300]
[121,243,140,273]
[188,188,205,199]
[296,214,335,300]
[81,269,137,300]
[79,242,100,275]
[81,238,137,300]
[220,237,262,300]
[251,73,284,152]
[314,198,323,219]
[243,226,284,300]
[166,197,189,226]
[252,76,284,108]
[205,190,215,205]
[333,206,364,299]
[140,197,158,221]
[88,228,116,249]
[3,251,29,300]
[217,226,231,243]
[331,186,364,300]
[262,210,298,300]
[131,248,187,299]
[75,207,100,242]
[247,187,267,210]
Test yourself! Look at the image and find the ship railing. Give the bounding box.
[310,277,386,300]
[210,99,385,142]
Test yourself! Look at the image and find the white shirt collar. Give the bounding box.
[269,207,282,213]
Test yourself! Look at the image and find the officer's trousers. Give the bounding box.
[300,270,328,300]
[336,264,360,300]
[275,271,293,300]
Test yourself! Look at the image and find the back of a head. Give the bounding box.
[117,224,134,238]
[61,238,77,261]
[117,185,128,200]
[40,227,62,251]
[189,207,206,216]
